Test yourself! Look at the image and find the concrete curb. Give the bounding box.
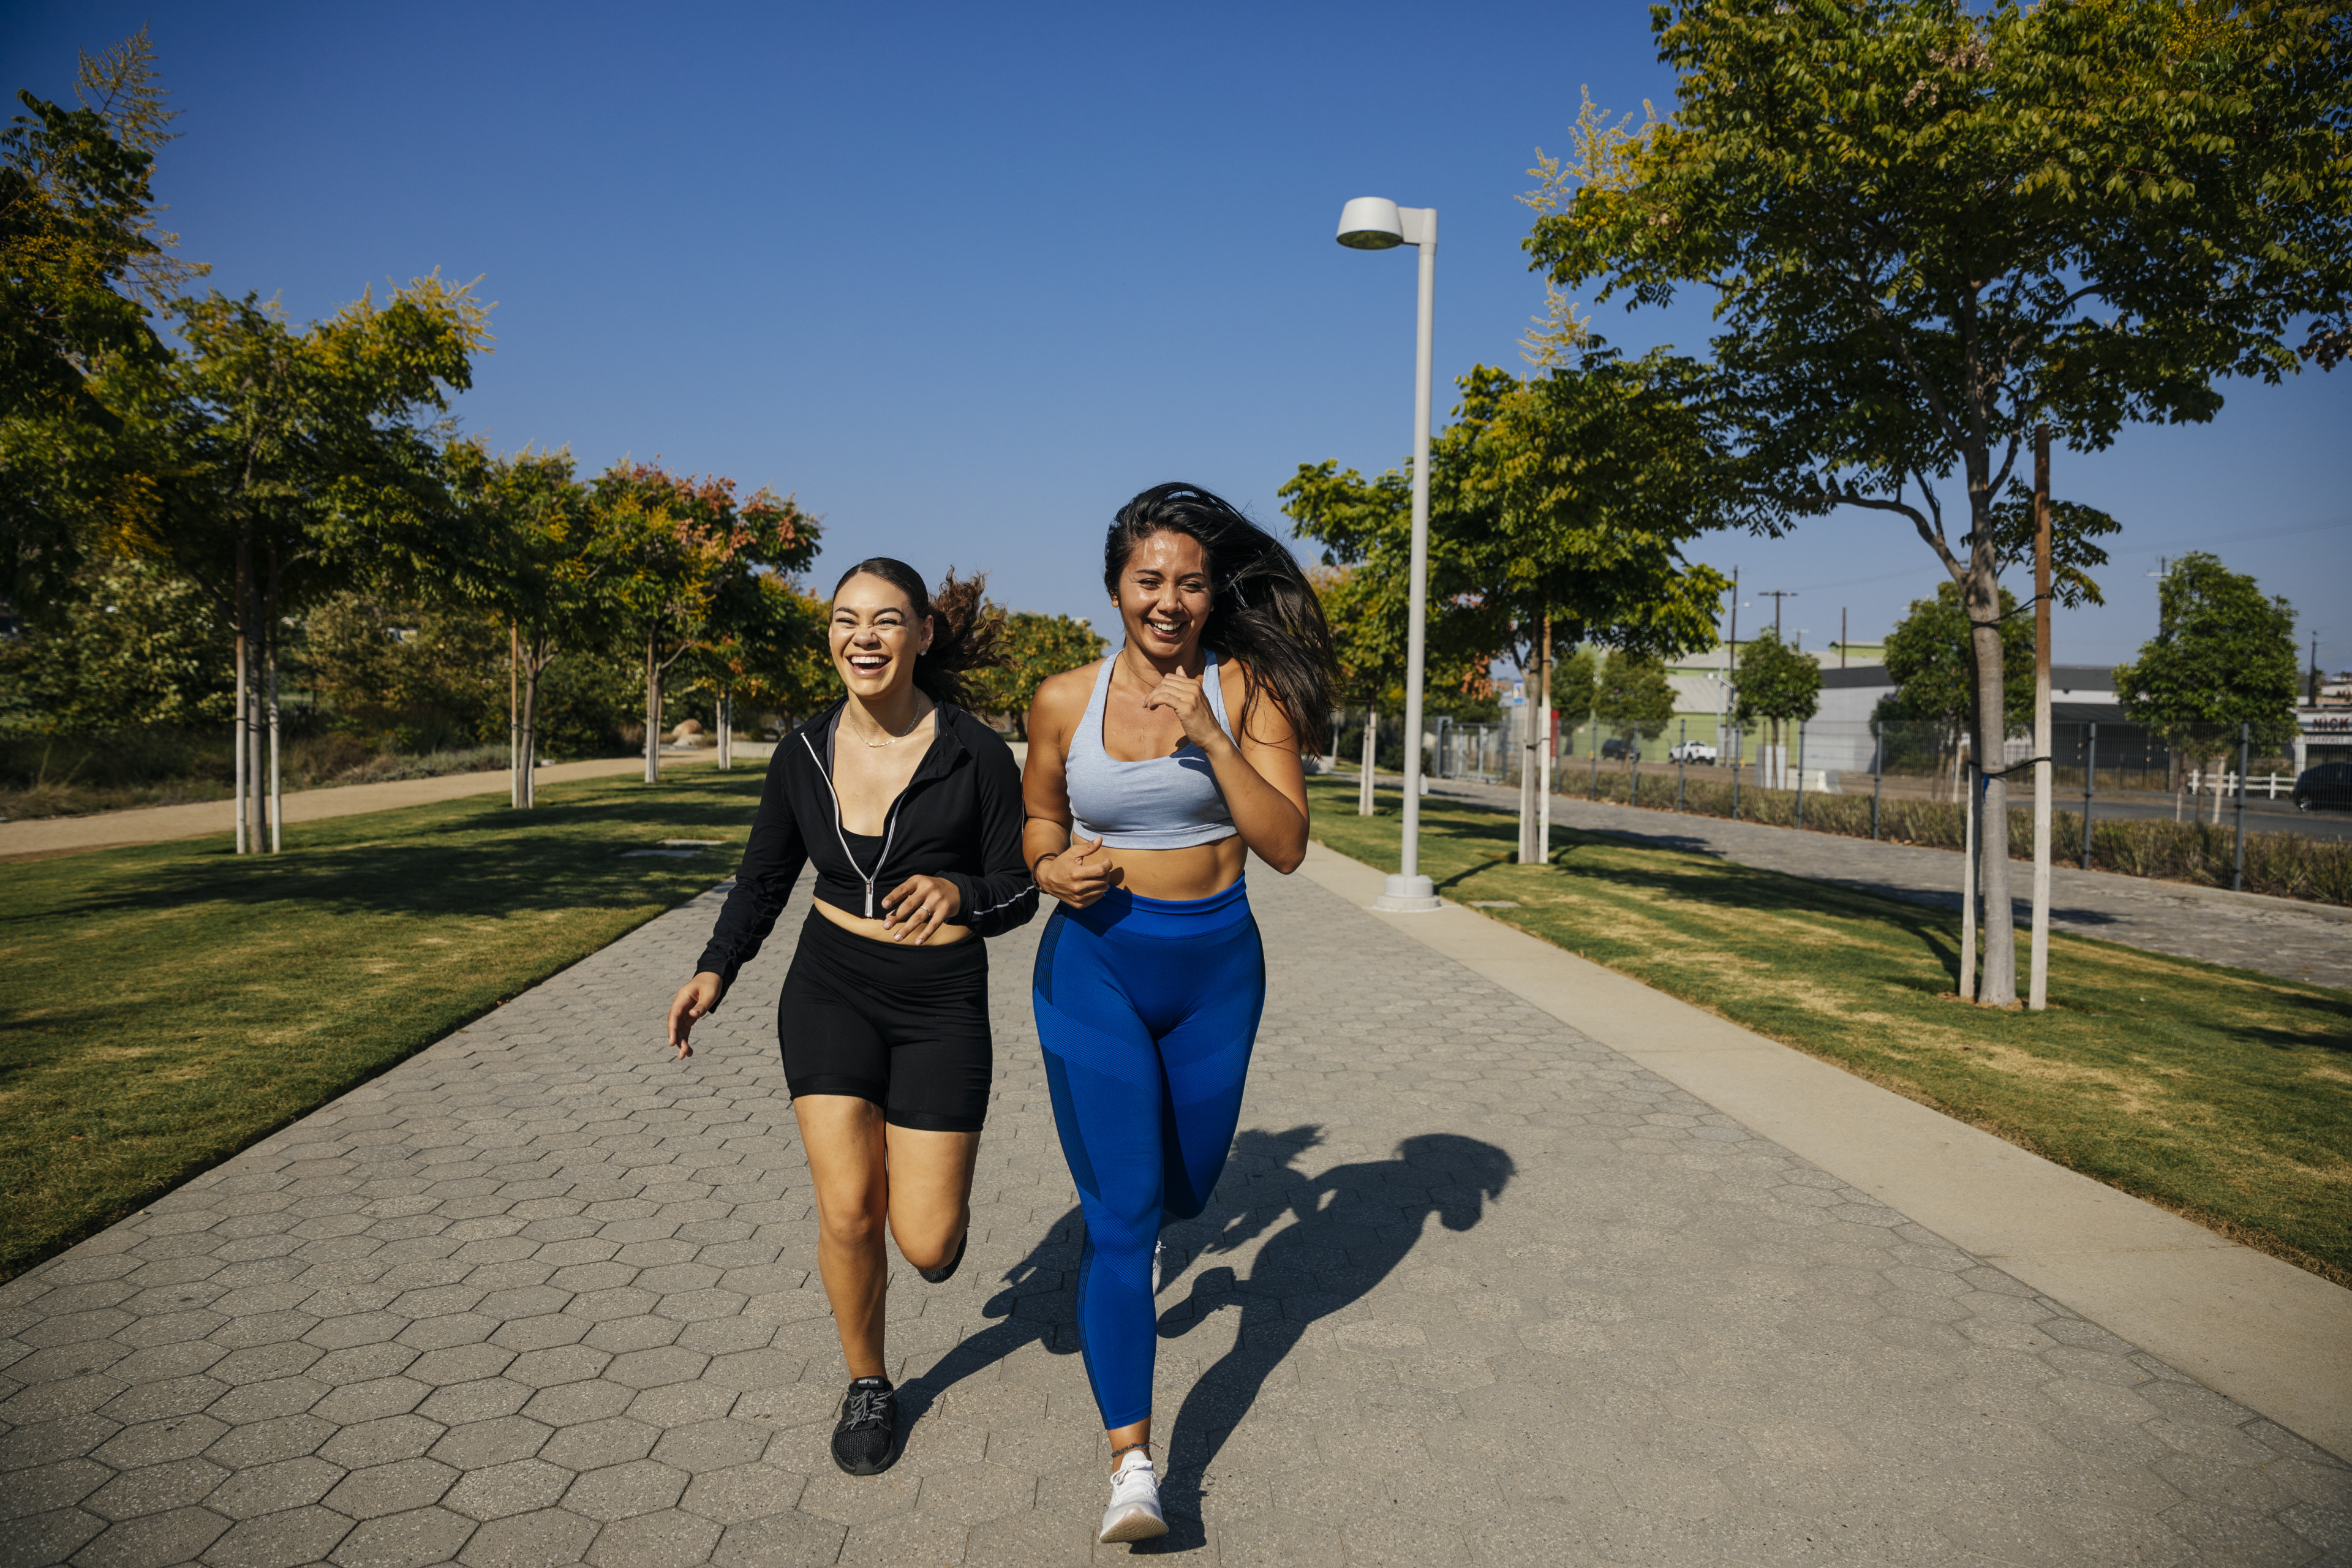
[1296,836,2352,1464]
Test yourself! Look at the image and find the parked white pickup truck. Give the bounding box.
[1668,739,1718,764]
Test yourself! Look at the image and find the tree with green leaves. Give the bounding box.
[0,557,230,735]
[1523,0,2347,1003]
[1732,630,1821,786]
[104,277,490,850]
[965,608,1106,737]
[2114,552,2299,823]
[582,461,818,784]
[675,572,835,763]
[1286,355,1730,679]
[443,442,608,806]
[1882,581,2035,796]
[1550,645,1598,734]
[1287,351,1728,837]
[1,28,207,611]
[1594,649,1676,748]
[305,591,503,752]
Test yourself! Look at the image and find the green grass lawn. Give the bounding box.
[0,771,767,1282]
[1308,778,2352,1286]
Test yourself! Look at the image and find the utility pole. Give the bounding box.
[1840,608,1848,669]
[1758,589,1798,637]
[2029,426,2054,1012]
[1725,567,1740,769]
[1539,611,1554,862]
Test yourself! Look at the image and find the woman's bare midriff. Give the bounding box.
[811,899,976,946]
[1096,835,1246,903]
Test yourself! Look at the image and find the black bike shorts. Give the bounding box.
[777,908,993,1134]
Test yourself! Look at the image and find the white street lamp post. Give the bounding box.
[1336,196,1442,911]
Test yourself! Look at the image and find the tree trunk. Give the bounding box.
[238,536,267,855]
[266,627,282,854]
[643,630,661,785]
[233,587,249,858]
[510,621,522,810]
[522,655,543,810]
[1967,575,2017,1006]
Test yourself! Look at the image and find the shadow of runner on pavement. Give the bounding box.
[1147,1128,1516,1548]
[895,1128,1512,1552]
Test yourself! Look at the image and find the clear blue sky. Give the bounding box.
[9,2,2347,674]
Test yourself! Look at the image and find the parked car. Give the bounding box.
[1669,739,1718,764]
[2293,762,2352,812]
[1600,736,1636,760]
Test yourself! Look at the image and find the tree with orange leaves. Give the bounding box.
[582,460,818,783]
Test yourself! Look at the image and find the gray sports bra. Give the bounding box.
[1065,649,1238,850]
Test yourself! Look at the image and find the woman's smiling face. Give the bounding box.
[1114,529,1212,662]
[830,572,931,699]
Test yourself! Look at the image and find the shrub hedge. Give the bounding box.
[1550,764,2351,907]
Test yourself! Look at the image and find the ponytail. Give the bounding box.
[830,558,1007,709]
[1103,483,1337,752]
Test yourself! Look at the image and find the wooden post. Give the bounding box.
[2233,723,2250,892]
[2029,425,2054,1011]
[1538,614,1554,862]
[1518,647,1539,863]
[266,636,282,854]
[2082,723,2097,870]
[233,611,249,856]
[1961,760,1979,1002]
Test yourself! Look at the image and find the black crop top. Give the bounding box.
[694,701,1038,995]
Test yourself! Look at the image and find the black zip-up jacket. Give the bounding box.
[695,700,1037,995]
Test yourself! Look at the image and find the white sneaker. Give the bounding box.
[1152,1238,1164,1295]
[1098,1449,1168,1544]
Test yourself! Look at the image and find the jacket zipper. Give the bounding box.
[802,731,913,918]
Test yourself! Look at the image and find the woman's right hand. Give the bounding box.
[665,973,722,1060]
[1036,835,1114,908]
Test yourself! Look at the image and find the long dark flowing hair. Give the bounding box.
[1102,482,1336,752]
[831,558,1006,709]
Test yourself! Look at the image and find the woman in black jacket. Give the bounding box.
[665,559,1035,1477]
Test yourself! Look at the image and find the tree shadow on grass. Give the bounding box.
[897,1126,1514,1553]
[1555,813,2128,930]
[2222,987,2352,1054]
[1403,806,1975,989]
[0,776,767,927]
[1402,786,2132,936]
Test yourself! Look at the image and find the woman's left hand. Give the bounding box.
[880,873,962,944]
[1144,671,1229,755]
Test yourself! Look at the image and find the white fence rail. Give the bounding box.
[2186,770,2294,801]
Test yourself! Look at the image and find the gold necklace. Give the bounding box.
[854,710,927,748]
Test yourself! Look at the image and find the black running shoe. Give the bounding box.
[831,1376,897,1475]
[917,1229,967,1285]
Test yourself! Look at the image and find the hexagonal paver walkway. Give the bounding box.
[4,862,2347,1566]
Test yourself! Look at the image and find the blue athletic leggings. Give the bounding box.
[1030,877,1265,1431]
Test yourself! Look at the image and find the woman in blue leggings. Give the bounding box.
[1023,482,1335,1544]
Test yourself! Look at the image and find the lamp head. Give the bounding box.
[1336,196,1404,250]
